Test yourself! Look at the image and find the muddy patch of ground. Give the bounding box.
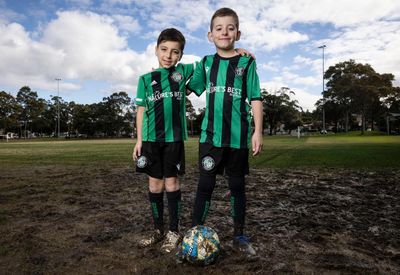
[0,165,399,274]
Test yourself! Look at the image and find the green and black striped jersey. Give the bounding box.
[187,54,261,149]
[135,63,194,142]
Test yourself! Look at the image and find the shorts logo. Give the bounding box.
[136,156,148,168]
[171,71,183,82]
[176,164,181,171]
[202,156,215,171]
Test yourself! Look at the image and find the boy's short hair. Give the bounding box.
[157,28,186,52]
[210,7,239,31]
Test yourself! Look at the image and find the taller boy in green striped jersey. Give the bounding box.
[187,8,263,257]
[133,28,194,253]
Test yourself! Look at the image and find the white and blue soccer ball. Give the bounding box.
[179,225,221,265]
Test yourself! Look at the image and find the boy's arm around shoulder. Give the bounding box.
[186,57,207,96]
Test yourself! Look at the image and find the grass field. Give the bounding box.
[1,134,399,274]
[1,134,400,169]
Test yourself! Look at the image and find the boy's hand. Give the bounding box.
[133,141,142,161]
[251,132,263,156]
[235,48,256,59]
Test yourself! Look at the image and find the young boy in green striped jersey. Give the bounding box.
[133,28,193,253]
[187,8,263,257]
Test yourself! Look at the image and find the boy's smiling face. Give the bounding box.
[155,40,182,69]
[208,15,241,52]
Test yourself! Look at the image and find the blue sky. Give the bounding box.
[1,0,399,111]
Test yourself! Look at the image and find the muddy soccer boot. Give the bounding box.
[233,235,257,257]
[139,229,164,248]
[160,231,180,253]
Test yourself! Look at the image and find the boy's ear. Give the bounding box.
[154,45,158,56]
[207,32,214,43]
[236,30,241,41]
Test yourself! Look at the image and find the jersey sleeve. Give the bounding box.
[181,63,195,80]
[135,76,146,106]
[246,59,261,102]
[187,57,206,96]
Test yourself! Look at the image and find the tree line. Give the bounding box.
[1,60,399,138]
[0,87,136,138]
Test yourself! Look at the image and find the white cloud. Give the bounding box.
[260,61,280,73]
[1,0,399,107]
[261,81,320,111]
[111,14,141,34]
[0,11,158,96]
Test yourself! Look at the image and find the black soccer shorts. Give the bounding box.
[136,141,185,179]
[198,142,249,177]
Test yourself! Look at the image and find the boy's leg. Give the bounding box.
[226,148,256,256]
[165,177,181,233]
[139,177,165,247]
[149,177,165,231]
[192,174,216,226]
[161,142,184,253]
[163,142,185,233]
[228,175,246,236]
[192,143,222,226]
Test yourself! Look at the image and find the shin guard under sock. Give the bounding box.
[166,189,181,232]
[148,191,164,232]
[228,176,246,236]
[192,174,216,226]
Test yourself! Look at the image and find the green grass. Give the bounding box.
[1,135,400,169]
[251,135,400,168]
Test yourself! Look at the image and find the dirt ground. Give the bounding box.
[0,165,399,274]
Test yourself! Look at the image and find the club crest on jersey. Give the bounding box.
[171,71,183,82]
[136,156,148,168]
[201,156,215,171]
[235,67,244,77]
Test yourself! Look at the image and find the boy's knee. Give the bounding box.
[164,177,179,192]
[197,174,216,195]
[228,176,245,195]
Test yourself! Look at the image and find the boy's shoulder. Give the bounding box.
[138,70,155,80]
[202,54,254,62]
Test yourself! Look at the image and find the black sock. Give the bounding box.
[229,176,246,236]
[166,189,181,232]
[192,175,216,226]
[148,191,164,232]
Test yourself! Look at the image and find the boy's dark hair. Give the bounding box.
[157,28,186,52]
[210,7,239,31]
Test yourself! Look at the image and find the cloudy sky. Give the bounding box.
[1,0,399,111]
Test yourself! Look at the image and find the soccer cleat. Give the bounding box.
[161,231,180,253]
[138,229,164,248]
[233,235,257,256]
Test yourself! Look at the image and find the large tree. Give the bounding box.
[0,91,19,133]
[262,87,301,135]
[324,60,395,134]
[99,92,132,136]
[16,86,45,137]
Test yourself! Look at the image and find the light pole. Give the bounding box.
[318,45,326,133]
[55,78,62,138]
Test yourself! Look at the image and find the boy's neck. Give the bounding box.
[216,47,237,58]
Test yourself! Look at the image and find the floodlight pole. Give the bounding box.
[55,78,62,138]
[318,45,326,132]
